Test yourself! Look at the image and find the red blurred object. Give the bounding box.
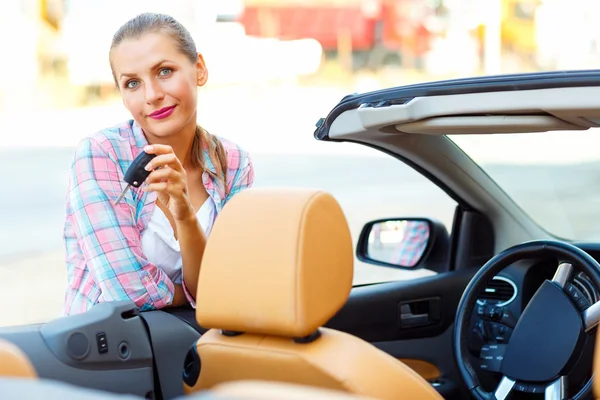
[238,4,380,51]
[237,0,432,56]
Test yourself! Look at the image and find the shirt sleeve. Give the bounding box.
[182,279,196,308]
[225,148,255,203]
[67,137,176,311]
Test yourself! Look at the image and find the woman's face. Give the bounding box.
[110,32,208,141]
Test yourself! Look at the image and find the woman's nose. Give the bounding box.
[145,80,165,104]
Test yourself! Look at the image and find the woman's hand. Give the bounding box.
[143,144,194,222]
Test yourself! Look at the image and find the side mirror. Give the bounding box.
[356,218,450,272]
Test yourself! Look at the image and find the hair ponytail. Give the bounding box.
[191,126,228,192]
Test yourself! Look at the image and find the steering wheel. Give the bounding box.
[453,240,600,400]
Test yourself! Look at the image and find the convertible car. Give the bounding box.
[3,70,600,400]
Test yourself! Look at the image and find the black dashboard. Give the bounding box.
[468,242,600,394]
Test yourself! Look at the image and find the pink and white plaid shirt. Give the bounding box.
[391,221,431,267]
[62,120,254,315]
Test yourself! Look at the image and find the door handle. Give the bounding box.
[400,304,430,327]
[399,298,441,328]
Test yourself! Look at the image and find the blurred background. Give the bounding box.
[1,0,600,326]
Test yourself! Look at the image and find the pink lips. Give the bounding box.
[148,105,176,120]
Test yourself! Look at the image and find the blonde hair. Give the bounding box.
[110,12,227,184]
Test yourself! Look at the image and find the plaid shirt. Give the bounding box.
[391,221,430,267]
[62,120,254,315]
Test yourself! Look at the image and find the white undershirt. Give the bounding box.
[141,197,216,284]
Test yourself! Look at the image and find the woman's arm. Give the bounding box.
[67,137,177,310]
[175,214,206,303]
[171,284,188,307]
[143,144,208,305]
[179,145,255,307]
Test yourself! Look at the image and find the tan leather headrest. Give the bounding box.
[196,188,354,337]
[0,339,36,378]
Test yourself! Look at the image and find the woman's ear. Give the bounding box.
[196,53,208,86]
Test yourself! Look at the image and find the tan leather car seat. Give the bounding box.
[0,339,37,378]
[204,380,379,399]
[184,188,443,400]
[594,328,600,398]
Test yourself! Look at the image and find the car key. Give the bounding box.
[113,151,157,205]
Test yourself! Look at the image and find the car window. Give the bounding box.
[450,129,600,241]
[251,145,458,286]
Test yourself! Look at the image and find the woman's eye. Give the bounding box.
[158,68,172,77]
[125,80,139,89]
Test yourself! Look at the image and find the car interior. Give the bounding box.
[2,71,600,399]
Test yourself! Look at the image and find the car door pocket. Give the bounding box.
[398,297,441,328]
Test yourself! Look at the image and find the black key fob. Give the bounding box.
[125,151,157,188]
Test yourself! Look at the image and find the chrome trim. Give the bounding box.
[494,376,516,400]
[551,262,573,289]
[583,301,600,332]
[545,376,566,399]
[476,276,518,307]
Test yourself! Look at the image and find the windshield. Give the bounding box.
[449,129,600,241]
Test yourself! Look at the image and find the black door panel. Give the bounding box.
[326,268,476,342]
[140,311,201,399]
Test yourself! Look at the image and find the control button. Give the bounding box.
[477,304,486,317]
[479,363,492,371]
[499,309,517,328]
[118,341,130,360]
[566,284,590,311]
[478,305,516,329]
[577,296,590,311]
[478,320,493,341]
[96,332,108,354]
[566,283,583,301]
[481,306,516,326]
[485,306,502,321]
[489,322,513,343]
[479,344,507,372]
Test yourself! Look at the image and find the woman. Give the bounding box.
[62,13,254,315]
